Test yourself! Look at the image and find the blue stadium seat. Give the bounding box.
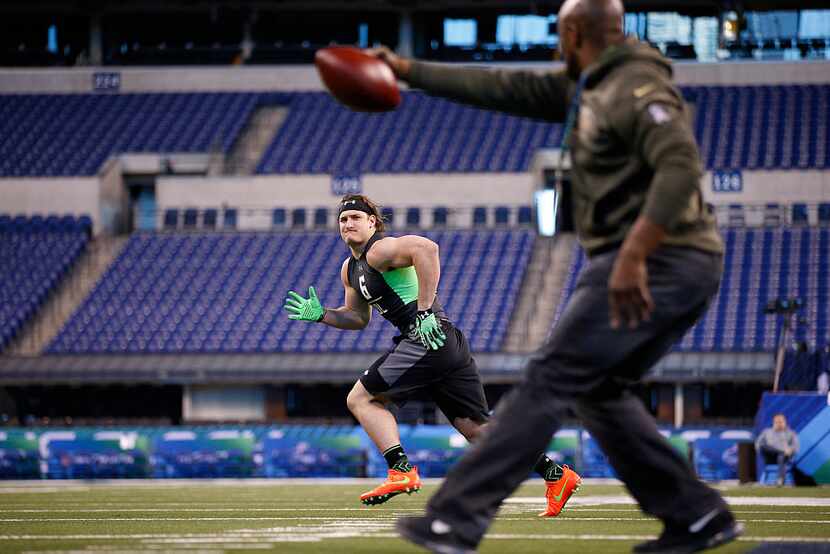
[292,208,306,229]
[494,206,510,226]
[381,207,395,227]
[59,215,77,232]
[819,203,830,224]
[0,92,273,177]
[406,208,421,227]
[203,209,218,229]
[728,204,745,226]
[272,208,286,227]
[433,207,448,228]
[47,229,535,354]
[77,215,93,235]
[791,203,808,225]
[556,226,830,353]
[0,215,90,350]
[763,203,781,226]
[44,214,61,231]
[314,208,328,229]
[517,206,533,225]
[2,86,826,177]
[183,208,198,229]
[223,208,237,229]
[163,209,179,230]
[29,215,45,232]
[473,207,487,227]
[11,215,27,232]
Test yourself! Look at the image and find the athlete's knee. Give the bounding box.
[346,382,372,414]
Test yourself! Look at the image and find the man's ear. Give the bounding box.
[572,22,583,50]
[368,214,377,230]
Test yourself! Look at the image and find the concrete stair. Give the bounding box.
[222,106,288,175]
[503,233,577,353]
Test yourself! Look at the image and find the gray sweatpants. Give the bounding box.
[425,246,729,547]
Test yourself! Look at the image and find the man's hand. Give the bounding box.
[416,309,446,350]
[365,46,411,80]
[608,251,654,329]
[284,286,326,322]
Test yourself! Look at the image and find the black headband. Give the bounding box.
[339,198,374,217]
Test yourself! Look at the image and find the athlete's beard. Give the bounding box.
[343,229,375,254]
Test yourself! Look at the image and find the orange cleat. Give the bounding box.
[360,466,421,506]
[539,464,582,517]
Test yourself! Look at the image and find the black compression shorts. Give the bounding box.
[359,322,489,424]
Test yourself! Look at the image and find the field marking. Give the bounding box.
[3,516,830,525]
[0,508,423,513]
[567,508,830,515]
[507,495,830,507]
[4,507,825,517]
[0,517,400,522]
[2,532,830,543]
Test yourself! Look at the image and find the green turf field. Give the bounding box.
[0,480,828,553]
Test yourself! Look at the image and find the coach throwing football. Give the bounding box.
[370,0,742,552]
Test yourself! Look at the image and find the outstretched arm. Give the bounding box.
[367,235,440,311]
[369,46,572,122]
[283,260,371,330]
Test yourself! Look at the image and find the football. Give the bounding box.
[314,46,401,112]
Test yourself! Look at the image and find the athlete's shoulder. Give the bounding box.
[365,235,397,257]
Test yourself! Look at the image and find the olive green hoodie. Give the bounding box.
[408,38,723,256]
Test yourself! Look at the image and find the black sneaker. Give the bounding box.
[396,515,477,554]
[633,509,744,553]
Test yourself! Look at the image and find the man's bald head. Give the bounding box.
[557,0,625,78]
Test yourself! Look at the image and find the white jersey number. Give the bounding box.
[358,274,372,301]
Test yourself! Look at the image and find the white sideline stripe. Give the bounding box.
[566,508,830,514]
[507,496,830,507]
[0,517,400,522]
[3,516,829,524]
[2,533,830,543]
[0,508,424,513]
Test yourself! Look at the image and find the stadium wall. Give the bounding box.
[156,172,537,213]
[0,177,100,229]
[0,60,828,94]
[4,168,826,233]
[154,170,830,222]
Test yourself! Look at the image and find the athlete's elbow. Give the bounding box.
[421,239,439,258]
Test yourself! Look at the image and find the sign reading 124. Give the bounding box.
[331,175,362,195]
[93,72,121,92]
[712,170,743,193]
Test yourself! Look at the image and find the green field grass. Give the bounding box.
[0,480,828,553]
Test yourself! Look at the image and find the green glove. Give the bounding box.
[284,286,325,322]
[416,309,446,350]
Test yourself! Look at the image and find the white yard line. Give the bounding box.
[0,508,423,513]
[2,532,830,543]
[2,516,829,524]
[507,495,830,507]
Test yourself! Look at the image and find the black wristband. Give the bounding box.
[316,308,326,323]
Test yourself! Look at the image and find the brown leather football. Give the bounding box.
[314,46,401,112]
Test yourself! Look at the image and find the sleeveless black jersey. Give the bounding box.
[347,233,446,333]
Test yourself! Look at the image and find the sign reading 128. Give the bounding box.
[712,170,742,193]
